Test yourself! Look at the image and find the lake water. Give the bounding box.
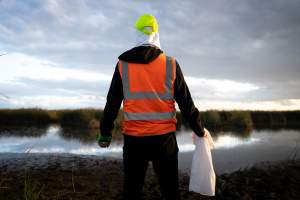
[0,125,299,174]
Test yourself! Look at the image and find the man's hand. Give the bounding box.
[97,135,112,148]
[203,128,209,137]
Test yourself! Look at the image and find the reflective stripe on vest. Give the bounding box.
[120,56,175,121]
[122,56,174,100]
[124,111,176,120]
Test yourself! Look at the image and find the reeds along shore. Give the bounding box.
[0,109,300,131]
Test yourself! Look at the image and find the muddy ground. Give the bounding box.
[0,153,299,200]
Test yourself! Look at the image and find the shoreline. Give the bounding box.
[0,153,299,199]
[1,109,300,130]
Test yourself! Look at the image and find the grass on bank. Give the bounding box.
[24,172,43,200]
[0,109,53,126]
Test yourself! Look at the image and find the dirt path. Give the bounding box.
[0,153,299,200]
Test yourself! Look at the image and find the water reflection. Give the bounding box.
[0,125,124,146]
[209,128,252,139]
[0,125,124,155]
[175,130,260,152]
[0,126,294,152]
[59,126,99,144]
[0,126,49,138]
[1,125,300,174]
[213,134,260,148]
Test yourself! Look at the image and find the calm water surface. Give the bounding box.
[0,125,299,174]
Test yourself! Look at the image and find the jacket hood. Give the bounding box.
[118,45,163,64]
[135,30,161,49]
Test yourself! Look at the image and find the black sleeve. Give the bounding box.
[174,60,205,137]
[100,64,123,137]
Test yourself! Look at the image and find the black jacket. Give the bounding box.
[100,45,205,137]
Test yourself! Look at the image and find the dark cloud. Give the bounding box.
[157,0,300,83]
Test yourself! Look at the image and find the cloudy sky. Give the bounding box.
[0,0,300,110]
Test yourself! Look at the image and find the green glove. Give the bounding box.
[97,135,112,148]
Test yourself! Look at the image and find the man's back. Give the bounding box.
[98,14,205,200]
[119,49,177,135]
[100,45,205,138]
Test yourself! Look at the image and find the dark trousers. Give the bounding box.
[123,132,181,200]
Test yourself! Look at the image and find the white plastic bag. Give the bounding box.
[189,129,216,196]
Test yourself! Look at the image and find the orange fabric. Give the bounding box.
[119,54,177,136]
[122,118,177,136]
[129,54,166,93]
[171,57,176,90]
[124,99,175,113]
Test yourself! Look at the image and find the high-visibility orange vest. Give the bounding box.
[118,53,177,136]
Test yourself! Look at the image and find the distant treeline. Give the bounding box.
[177,110,300,131]
[0,109,300,131]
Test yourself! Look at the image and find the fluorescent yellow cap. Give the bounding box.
[135,14,158,35]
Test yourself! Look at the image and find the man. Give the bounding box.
[98,14,206,200]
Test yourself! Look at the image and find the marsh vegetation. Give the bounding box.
[1,109,299,132]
